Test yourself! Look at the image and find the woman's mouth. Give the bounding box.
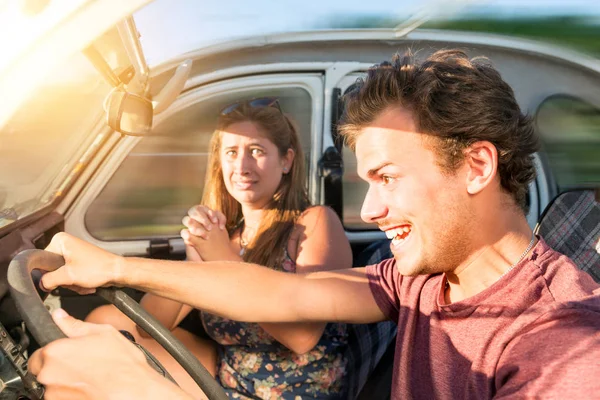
[234,181,255,190]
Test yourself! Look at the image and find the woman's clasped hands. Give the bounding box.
[181,205,238,262]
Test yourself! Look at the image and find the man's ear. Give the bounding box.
[464,141,498,195]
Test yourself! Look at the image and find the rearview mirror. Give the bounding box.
[105,88,153,136]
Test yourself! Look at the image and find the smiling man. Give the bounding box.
[34,50,600,399]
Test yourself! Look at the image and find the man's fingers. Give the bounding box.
[28,348,43,376]
[40,267,73,291]
[62,285,96,295]
[44,232,68,256]
[52,309,101,338]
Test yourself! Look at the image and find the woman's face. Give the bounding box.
[219,121,294,209]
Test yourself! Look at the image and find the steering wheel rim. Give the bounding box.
[7,249,227,400]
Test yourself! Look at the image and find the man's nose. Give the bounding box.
[360,186,388,224]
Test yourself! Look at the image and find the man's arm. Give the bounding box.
[42,233,386,324]
[495,306,600,398]
[135,245,201,338]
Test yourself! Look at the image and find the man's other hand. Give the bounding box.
[29,309,191,399]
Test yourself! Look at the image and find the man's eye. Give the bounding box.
[382,175,395,185]
[251,148,263,156]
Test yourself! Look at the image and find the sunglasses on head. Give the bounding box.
[220,97,282,116]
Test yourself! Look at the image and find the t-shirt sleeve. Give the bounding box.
[494,305,600,398]
[366,259,402,322]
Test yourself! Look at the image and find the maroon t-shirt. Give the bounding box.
[367,238,600,399]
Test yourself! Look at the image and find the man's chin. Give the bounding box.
[393,255,436,277]
[394,262,422,277]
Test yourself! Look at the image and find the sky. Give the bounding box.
[134,0,600,66]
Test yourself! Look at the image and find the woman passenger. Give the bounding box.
[86,97,352,399]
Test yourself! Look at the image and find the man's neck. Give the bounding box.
[444,213,536,304]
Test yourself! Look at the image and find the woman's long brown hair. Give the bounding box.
[201,103,310,268]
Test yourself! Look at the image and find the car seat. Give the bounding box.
[535,188,600,282]
[347,239,397,399]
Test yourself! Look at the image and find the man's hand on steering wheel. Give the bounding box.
[8,239,228,399]
[41,232,123,294]
[29,309,192,400]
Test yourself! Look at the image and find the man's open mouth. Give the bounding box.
[385,225,412,246]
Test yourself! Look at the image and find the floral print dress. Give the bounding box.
[200,251,348,400]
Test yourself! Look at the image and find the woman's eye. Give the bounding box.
[225,150,236,157]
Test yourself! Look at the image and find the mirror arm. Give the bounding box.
[152,59,192,114]
[82,45,122,88]
[117,16,149,95]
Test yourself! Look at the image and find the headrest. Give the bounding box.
[535,189,600,282]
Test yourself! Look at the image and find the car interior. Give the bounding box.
[1,5,600,399]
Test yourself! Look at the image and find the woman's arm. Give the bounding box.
[258,206,353,354]
[137,296,193,337]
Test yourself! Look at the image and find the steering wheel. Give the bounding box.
[7,249,227,400]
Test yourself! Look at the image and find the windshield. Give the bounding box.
[134,0,436,65]
[0,51,112,229]
[0,8,140,231]
[134,0,600,66]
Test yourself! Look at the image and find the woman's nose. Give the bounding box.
[233,152,251,174]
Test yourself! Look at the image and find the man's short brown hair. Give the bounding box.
[339,49,540,210]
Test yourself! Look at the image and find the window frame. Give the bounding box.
[65,72,325,256]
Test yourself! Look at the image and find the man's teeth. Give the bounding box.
[385,226,411,240]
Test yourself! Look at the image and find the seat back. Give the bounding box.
[535,189,600,282]
[346,239,397,399]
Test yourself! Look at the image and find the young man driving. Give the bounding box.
[31,49,600,399]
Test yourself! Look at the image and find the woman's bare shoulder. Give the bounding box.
[296,205,341,231]
[287,206,345,245]
[290,205,350,271]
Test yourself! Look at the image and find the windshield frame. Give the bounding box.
[0,0,153,236]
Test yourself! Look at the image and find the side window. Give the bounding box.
[338,74,373,230]
[536,95,600,190]
[85,85,314,240]
[342,146,370,230]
